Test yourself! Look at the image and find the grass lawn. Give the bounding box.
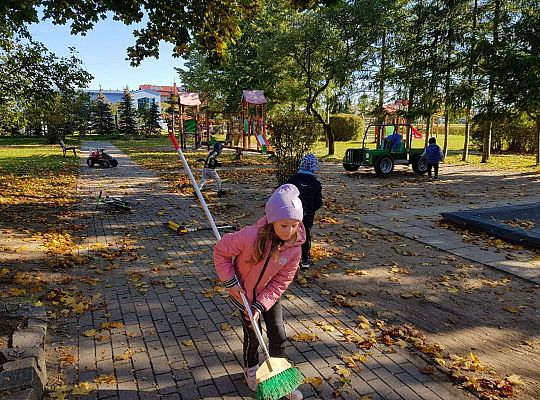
[312,135,539,171]
[0,138,79,175]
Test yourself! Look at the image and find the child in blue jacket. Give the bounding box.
[422,137,444,180]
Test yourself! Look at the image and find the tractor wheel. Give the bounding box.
[86,158,95,167]
[374,157,394,176]
[412,156,428,175]
[101,160,111,169]
[111,159,118,167]
[343,163,360,172]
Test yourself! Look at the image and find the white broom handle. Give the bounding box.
[240,292,272,363]
[169,133,221,240]
[169,133,272,366]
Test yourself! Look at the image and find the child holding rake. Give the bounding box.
[214,184,305,399]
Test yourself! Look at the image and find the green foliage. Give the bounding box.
[2,0,265,65]
[138,99,162,135]
[329,114,365,142]
[118,87,137,135]
[91,91,115,135]
[268,112,321,184]
[0,29,92,138]
[472,112,537,152]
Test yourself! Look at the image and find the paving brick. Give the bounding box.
[69,142,472,400]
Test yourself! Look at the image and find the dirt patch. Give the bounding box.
[209,162,540,400]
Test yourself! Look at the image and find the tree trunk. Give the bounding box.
[481,121,492,162]
[443,114,449,159]
[463,0,478,161]
[310,104,335,155]
[425,115,432,147]
[536,116,540,166]
[377,31,387,124]
[463,116,471,161]
[482,0,500,163]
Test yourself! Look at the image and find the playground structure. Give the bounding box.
[179,92,202,149]
[166,89,272,155]
[164,88,272,155]
[237,90,272,153]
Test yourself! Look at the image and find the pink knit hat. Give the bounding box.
[265,184,304,223]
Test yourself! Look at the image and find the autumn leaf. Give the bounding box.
[101,321,124,330]
[285,294,296,301]
[0,268,10,279]
[357,315,371,330]
[505,374,525,385]
[61,353,75,365]
[49,384,69,399]
[290,333,320,342]
[182,339,194,347]
[221,323,231,331]
[72,381,94,395]
[304,376,323,385]
[314,320,335,332]
[502,305,519,313]
[83,329,97,337]
[94,374,116,385]
[333,365,351,378]
[8,287,26,296]
[114,348,135,361]
[420,366,435,374]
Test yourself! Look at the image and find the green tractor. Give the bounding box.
[343,123,428,176]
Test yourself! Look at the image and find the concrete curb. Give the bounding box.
[0,306,47,400]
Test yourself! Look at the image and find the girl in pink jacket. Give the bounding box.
[214,184,306,398]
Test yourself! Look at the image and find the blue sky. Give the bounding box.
[28,16,185,91]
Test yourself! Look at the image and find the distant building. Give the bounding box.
[85,89,161,110]
[139,83,185,103]
[85,88,165,128]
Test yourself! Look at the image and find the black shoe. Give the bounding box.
[300,261,311,270]
[192,190,198,197]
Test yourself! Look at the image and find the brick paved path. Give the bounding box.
[64,141,470,399]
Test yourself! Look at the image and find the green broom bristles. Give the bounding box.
[256,366,303,400]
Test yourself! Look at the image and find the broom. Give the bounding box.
[168,133,303,399]
[239,292,303,400]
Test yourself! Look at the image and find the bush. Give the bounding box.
[472,112,536,152]
[268,112,321,185]
[329,113,364,141]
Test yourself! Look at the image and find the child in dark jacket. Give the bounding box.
[286,154,323,270]
[422,137,444,180]
[197,142,224,196]
[214,184,305,399]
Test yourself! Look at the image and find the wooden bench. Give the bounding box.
[60,140,77,157]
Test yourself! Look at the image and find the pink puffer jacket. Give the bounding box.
[214,216,306,312]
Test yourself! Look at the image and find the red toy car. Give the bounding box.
[87,149,118,168]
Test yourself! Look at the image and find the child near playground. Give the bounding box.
[286,154,323,270]
[196,142,225,197]
[422,137,444,180]
[214,184,305,400]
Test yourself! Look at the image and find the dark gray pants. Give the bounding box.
[427,162,439,178]
[240,299,286,368]
[301,214,314,264]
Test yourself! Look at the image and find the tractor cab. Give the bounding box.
[343,123,428,176]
